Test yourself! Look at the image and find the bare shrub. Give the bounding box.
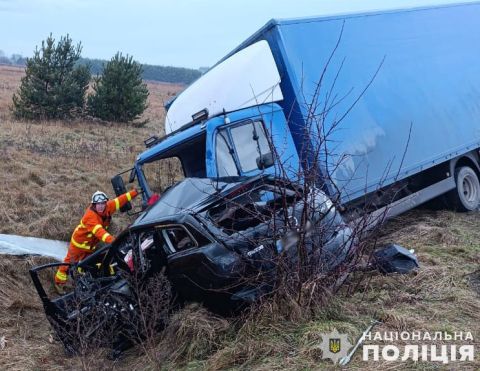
[200,25,388,323]
[120,267,172,362]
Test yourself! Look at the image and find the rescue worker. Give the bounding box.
[54,189,139,294]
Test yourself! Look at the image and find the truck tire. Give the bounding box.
[447,166,480,211]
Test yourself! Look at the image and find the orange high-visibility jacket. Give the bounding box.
[70,189,138,251]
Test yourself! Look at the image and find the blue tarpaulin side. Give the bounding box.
[277,3,480,202]
[224,2,480,203]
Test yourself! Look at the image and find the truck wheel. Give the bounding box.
[447,166,480,211]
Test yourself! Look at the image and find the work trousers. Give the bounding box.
[54,243,92,284]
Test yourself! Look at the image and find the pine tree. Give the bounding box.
[87,53,149,123]
[12,34,91,120]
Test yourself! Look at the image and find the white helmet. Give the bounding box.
[91,191,109,204]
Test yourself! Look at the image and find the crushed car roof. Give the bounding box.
[132,176,268,227]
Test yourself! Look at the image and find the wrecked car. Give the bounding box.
[30,175,354,352]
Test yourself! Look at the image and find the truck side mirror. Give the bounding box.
[111,175,132,212]
[128,168,136,183]
[256,152,274,170]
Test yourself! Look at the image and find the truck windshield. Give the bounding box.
[216,120,271,176]
[140,132,207,195]
[142,157,184,194]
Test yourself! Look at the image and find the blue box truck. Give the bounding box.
[121,2,480,219]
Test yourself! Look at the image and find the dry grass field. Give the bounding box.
[0,65,479,370]
[0,65,182,240]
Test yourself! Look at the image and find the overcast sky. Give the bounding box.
[0,0,476,69]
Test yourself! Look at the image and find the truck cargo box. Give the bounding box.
[222,2,480,203]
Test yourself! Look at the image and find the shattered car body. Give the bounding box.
[30,175,354,351]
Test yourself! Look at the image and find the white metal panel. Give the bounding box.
[165,40,283,134]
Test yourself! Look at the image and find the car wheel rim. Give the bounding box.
[461,173,479,206]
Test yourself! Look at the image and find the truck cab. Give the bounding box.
[135,103,300,204]
[130,41,301,204]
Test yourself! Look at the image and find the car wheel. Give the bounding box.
[447,166,480,211]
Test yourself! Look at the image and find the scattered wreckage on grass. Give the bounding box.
[30,175,418,355]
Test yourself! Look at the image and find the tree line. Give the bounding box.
[80,58,202,85]
[2,51,203,85]
[0,51,28,66]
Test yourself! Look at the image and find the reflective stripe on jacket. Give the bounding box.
[70,189,138,251]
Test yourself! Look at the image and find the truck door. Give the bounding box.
[205,103,300,179]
